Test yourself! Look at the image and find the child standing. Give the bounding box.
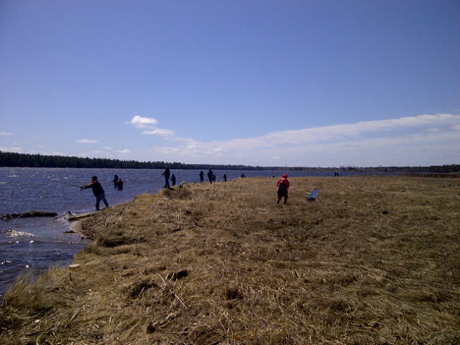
[277,174,290,204]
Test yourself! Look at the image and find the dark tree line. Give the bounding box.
[1,151,458,173]
[380,165,460,174]
[0,151,258,170]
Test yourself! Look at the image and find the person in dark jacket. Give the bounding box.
[81,176,109,210]
[276,173,290,204]
[117,178,124,190]
[199,171,204,183]
[207,168,214,183]
[162,166,173,190]
[112,175,119,188]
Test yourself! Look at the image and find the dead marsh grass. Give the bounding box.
[1,176,459,344]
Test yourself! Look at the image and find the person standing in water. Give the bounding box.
[117,178,124,190]
[112,175,119,188]
[81,176,109,211]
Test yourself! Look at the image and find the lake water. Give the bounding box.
[0,167,368,299]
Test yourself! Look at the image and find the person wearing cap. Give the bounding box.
[81,176,109,211]
[276,173,290,204]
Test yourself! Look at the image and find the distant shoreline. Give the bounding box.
[1,151,459,174]
[405,172,460,178]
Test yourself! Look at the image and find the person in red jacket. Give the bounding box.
[276,173,290,204]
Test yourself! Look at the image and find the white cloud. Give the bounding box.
[254,113,460,147]
[142,128,175,137]
[131,113,460,166]
[76,139,98,144]
[0,132,12,136]
[128,115,175,137]
[128,115,158,129]
[66,113,458,166]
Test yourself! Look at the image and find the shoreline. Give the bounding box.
[1,176,459,344]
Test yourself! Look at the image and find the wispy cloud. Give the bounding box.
[142,128,175,137]
[127,115,174,137]
[76,139,98,144]
[0,146,23,152]
[175,113,460,149]
[0,132,12,136]
[129,113,460,166]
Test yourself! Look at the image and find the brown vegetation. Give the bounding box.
[1,176,459,344]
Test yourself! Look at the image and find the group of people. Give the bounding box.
[81,168,293,211]
[165,167,230,188]
[199,169,291,205]
[80,174,124,211]
[111,175,124,190]
[199,169,227,183]
[161,166,176,190]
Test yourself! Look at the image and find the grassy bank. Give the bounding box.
[1,176,459,344]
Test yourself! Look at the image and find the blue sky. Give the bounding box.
[1,0,459,167]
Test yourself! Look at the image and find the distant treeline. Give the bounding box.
[0,151,459,173]
[287,165,460,174]
[0,151,259,170]
[345,165,460,174]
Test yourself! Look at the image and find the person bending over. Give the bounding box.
[81,176,109,211]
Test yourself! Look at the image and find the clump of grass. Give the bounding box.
[1,176,460,344]
[96,226,144,247]
[160,184,193,200]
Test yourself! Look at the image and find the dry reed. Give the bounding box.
[1,176,459,344]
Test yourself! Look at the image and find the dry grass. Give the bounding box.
[1,176,459,344]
